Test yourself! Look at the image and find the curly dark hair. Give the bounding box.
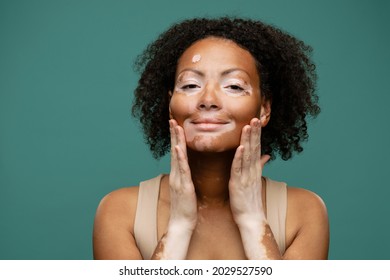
[132,17,320,160]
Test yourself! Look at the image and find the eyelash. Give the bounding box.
[180,84,244,90]
[226,84,244,91]
[176,82,249,96]
[181,84,199,89]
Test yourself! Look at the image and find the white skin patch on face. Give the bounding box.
[193,135,217,151]
[183,119,237,152]
[183,119,237,142]
[192,54,201,63]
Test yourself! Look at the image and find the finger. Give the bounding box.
[173,123,186,161]
[169,120,179,177]
[250,118,261,168]
[170,119,178,151]
[241,125,251,172]
[260,154,271,170]
[231,145,244,177]
[175,145,192,187]
[258,117,263,151]
[175,125,188,160]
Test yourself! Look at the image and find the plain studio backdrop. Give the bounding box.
[0,0,389,259]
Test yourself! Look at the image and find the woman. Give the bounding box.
[93,17,329,260]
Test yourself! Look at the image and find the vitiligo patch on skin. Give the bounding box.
[192,54,201,63]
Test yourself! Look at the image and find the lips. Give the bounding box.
[190,117,230,131]
[192,118,228,124]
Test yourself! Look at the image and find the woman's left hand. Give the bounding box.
[228,118,270,226]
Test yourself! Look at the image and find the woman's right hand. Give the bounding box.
[168,119,198,230]
[151,120,197,259]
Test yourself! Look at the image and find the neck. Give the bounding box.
[187,149,235,206]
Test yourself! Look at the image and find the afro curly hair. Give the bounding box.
[132,17,320,160]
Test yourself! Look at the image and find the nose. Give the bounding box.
[197,84,221,111]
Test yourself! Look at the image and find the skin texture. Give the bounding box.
[192,54,201,63]
[92,38,329,260]
[131,17,320,161]
[170,38,266,152]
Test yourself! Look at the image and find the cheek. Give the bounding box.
[228,101,260,124]
[169,96,194,124]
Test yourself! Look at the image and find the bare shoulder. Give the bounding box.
[287,187,328,218]
[93,186,142,259]
[96,186,139,222]
[284,186,329,259]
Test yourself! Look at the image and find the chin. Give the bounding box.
[188,139,238,154]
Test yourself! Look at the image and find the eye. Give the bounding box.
[224,84,245,93]
[227,84,244,91]
[222,80,251,96]
[181,84,200,89]
[175,81,202,95]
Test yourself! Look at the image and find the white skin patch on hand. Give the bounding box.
[192,54,201,63]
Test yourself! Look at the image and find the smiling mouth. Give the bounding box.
[191,119,230,131]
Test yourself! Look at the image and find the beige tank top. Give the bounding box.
[134,174,287,259]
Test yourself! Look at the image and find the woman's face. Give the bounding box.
[169,37,269,152]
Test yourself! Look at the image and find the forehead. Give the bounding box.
[176,37,258,77]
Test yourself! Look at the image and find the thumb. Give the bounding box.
[260,154,271,169]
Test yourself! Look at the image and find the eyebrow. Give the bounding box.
[177,68,250,77]
[221,68,250,76]
[177,68,205,77]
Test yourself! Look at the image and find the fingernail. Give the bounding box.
[250,119,256,126]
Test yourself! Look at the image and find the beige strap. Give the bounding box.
[265,177,287,254]
[134,174,162,260]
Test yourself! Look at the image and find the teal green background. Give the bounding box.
[1,0,389,259]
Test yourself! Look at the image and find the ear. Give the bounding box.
[168,91,173,119]
[259,99,271,127]
[169,107,173,119]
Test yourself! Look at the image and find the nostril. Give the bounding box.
[198,103,219,110]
